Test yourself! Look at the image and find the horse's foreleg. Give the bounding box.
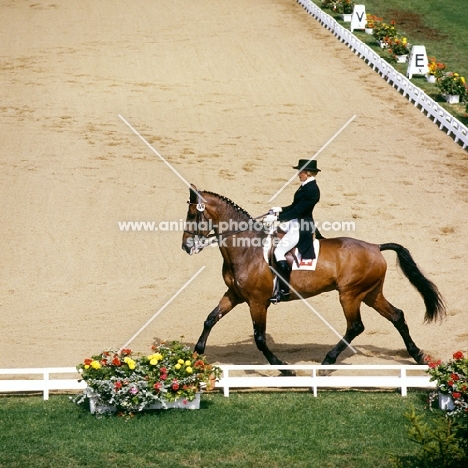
[250,303,295,376]
[194,289,241,355]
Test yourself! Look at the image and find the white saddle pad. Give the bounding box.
[263,237,320,271]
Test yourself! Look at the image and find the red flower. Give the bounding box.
[452,392,461,399]
[84,358,92,365]
[160,374,167,381]
[120,348,131,356]
[453,351,464,360]
[450,373,459,381]
[114,381,122,389]
[153,382,162,392]
[160,367,167,374]
[194,359,205,369]
[112,357,121,366]
[171,380,180,391]
[448,380,454,387]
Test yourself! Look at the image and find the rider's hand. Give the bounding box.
[270,207,282,213]
[264,214,277,223]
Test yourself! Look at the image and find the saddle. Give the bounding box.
[264,230,320,271]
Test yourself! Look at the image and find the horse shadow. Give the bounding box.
[152,334,417,367]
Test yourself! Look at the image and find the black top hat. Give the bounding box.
[292,159,321,172]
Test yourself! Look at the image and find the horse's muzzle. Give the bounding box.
[181,243,194,255]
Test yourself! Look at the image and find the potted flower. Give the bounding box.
[385,36,411,63]
[436,72,468,104]
[426,351,468,416]
[71,341,221,417]
[372,21,398,46]
[365,14,382,34]
[320,0,335,9]
[332,0,355,21]
[426,57,446,83]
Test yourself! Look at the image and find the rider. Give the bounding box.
[267,159,321,303]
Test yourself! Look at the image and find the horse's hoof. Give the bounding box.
[415,352,427,365]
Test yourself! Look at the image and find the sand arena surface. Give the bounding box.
[1,0,467,369]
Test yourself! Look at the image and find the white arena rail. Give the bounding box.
[217,364,435,397]
[1,365,435,400]
[296,0,468,150]
[0,367,86,400]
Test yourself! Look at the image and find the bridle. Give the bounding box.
[184,194,270,252]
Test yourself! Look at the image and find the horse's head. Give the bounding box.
[182,184,212,255]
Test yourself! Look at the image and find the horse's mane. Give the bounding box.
[203,191,253,220]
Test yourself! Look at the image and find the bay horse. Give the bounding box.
[181,185,445,368]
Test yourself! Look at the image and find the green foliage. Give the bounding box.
[392,406,468,467]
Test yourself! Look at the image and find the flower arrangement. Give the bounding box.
[427,57,446,78]
[426,351,468,416]
[385,36,411,59]
[372,21,397,42]
[332,0,355,15]
[71,341,221,416]
[436,72,467,98]
[365,14,382,30]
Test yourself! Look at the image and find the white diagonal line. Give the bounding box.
[271,266,357,354]
[118,114,206,202]
[119,266,206,352]
[268,114,357,203]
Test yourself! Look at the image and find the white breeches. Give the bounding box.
[274,219,300,261]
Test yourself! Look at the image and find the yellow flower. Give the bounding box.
[186,366,193,374]
[461,77,466,84]
[124,357,136,369]
[175,363,182,370]
[178,359,185,365]
[84,364,90,369]
[90,360,101,370]
[185,360,191,366]
[147,353,163,362]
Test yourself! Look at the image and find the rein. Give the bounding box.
[184,198,269,246]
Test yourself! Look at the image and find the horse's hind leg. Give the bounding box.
[194,289,242,355]
[364,292,425,364]
[322,294,365,365]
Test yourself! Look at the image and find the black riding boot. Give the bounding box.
[270,260,292,304]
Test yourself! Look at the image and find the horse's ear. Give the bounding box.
[189,184,198,204]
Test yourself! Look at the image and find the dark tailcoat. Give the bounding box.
[278,179,320,259]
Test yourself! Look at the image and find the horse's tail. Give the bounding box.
[379,242,446,323]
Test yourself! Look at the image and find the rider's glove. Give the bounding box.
[270,207,282,213]
[264,214,278,223]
